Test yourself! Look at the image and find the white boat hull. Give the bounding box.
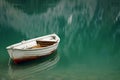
[6,34,60,63]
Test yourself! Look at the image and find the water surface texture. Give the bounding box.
[0,0,120,80]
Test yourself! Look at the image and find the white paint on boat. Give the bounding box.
[6,33,60,63]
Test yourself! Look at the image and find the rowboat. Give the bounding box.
[6,33,60,63]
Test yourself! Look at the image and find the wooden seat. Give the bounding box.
[28,41,56,49]
[36,40,56,47]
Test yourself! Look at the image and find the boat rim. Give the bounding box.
[6,33,60,50]
[9,42,59,51]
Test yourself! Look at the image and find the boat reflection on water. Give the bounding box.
[8,51,60,80]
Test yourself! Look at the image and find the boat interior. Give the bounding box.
[13,35,57,49]
[29,40,57,49]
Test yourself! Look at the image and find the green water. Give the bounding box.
[0,0,120,80]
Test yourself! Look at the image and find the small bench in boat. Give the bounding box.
[29,40,57,49]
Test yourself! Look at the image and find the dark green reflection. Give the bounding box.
[5,0,60,14]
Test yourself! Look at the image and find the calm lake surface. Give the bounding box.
[0,0,120,80]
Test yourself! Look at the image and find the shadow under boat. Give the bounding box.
[8,51,60,80]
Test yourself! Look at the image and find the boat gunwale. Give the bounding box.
[10,42,59,51]
[6,34,60,51]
